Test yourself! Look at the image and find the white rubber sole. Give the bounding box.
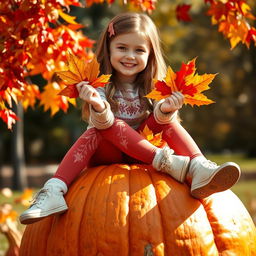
[19,205,68,225]
[191,162,241,199]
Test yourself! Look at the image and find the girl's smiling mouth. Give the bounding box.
[121,62,137,68]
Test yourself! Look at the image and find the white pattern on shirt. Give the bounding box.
[96,85,150,129]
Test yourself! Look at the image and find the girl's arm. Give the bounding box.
[153,91,184,124]
[76,82,114,129]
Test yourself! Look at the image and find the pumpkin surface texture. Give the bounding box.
[20,164,256,256]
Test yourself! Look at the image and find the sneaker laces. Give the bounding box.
[163,147,174,158]
[29,188,50,207]
[160,147,174,170]
[200,159,218,169]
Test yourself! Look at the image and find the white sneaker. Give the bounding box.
[19,178,68,225]
[153,146,190,182]
[188,156,241,199]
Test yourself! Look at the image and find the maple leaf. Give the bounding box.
[176,4,192,22]
[0,108,19,130]
[15,188,33,207]
[145,58,216,107]
[56,52,111,98]
[0,204,18,224]
[40,82,76,116]
[21,84,41,110]
[58,10,78,25]
[140,125,166,147]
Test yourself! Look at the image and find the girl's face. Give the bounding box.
[109,32,150,84]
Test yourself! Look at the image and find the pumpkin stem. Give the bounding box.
[144,243,154,256]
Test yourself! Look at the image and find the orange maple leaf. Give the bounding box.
[145,58,216,107]
[40,82,76,116]
[0,204,18,224]
[140,125,166,147]
[56,52,111,98]
[15,188,34,207]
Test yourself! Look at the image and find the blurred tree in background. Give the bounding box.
[0,0,255,189]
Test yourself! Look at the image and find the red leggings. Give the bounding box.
[54,114,202,186]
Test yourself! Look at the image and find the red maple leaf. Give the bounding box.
[145,58,216,107]
[176,4,192,22]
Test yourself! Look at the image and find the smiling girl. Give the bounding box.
[20,12,241,225]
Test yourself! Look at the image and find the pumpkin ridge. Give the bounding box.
[78,165,107,256]
[147,167,167,254]
[200,191,256,255]
[81,164,113,255]
[103,164,121,253]
[62,165,105,256]
[127,164,131,256]
[129,165,165,255]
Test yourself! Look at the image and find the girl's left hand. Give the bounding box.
[160,91,185,113]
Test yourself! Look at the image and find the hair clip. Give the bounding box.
[108,22,115,37]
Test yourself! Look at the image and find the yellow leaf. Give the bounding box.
[145,89,168,101]
[140,125,166,147]
[58,9,78,25]
[184,94,215,107]
[15,188,33,207]
[165,66,178,92]
[56,70,81,84]
[87,57,100,81]
[21,84,40,110]
[56,53,111,98]
[91,74,112,88]
[66,53,86,81]
[140,125,154,141]
[228,21,248,49]
[187,73,217,93]
[40,82,75,116]
[0,204,17,224]
[240,2,251,15]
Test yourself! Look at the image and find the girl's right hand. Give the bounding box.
[160,91,184,113]
[76,82,106,112]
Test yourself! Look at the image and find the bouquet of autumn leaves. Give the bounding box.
[57,54,216,145]
[57,53,216,107]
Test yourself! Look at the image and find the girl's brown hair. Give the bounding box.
[83,12,167,119]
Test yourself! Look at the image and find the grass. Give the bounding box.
[206,153,256,172]
[232,180,256,211]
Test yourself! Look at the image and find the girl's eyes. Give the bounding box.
[116,46,146,53]
[136,49,146,53]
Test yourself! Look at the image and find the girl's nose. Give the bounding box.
[126,51,135,59]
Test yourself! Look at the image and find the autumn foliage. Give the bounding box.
[206,0,256,49]
[0,0,94,129]
[0,0,255,129]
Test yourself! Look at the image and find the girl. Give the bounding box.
[20,12,240,225]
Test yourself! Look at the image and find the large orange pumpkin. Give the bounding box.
[20,164,256,256]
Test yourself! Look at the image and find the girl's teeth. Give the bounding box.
[123,63,134,67]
